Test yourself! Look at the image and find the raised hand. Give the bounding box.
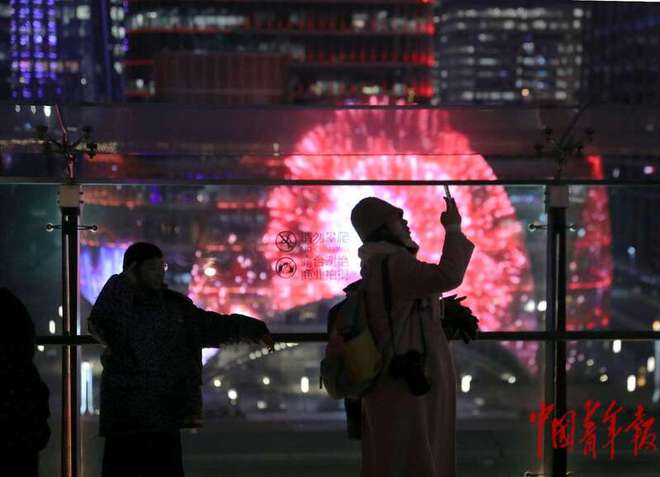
[440,197,462,228]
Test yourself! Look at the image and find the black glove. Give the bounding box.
[232,313,268,339]
[442,295,479,344]
[231,314,274,351]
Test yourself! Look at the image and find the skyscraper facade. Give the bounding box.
[0,2,11,99]
[6,0,125,102]
[584,3,660,105]
[433,1,586,105]
[124,0,436,104]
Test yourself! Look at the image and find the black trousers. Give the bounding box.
[102,431,184,477]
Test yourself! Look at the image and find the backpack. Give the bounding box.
[320,255,393,400]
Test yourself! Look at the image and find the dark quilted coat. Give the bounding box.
[88,274,268,436]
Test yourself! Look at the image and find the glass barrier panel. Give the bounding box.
[453,340,545,476]
[567,184,660,331]
[78,184,546,334]
[2,103,660,182]
[0,184,61,336]
[34,345,62,477]
[78,340,546,477]
[566,340,660,476]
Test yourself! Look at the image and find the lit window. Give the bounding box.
[76,5,90,20]
[478,58,498,66]
[532,20,547,30]
[461,375,471,393]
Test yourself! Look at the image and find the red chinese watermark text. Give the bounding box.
[529,400,657,460]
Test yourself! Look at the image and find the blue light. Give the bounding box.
[80,245,127,304]
[10,0,59,100]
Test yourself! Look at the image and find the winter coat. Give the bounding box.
[357,230,474,477]
[88,274,268,436]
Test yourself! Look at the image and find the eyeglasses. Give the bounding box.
[141,261,168,272]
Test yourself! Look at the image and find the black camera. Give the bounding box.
[389,350,431,396]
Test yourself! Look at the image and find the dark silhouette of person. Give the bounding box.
[88,242,275,477]
[0,288,51,477]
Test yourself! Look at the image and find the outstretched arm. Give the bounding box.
[175,295,274,350]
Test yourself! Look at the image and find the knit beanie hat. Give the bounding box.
[123,242,163,270]
[351,197,404,242]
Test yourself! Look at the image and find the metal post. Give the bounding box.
[40,105,96,477]
[543,185,569,477]
[59,184,81,477]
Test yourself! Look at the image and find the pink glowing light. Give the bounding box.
[265,110,530,323]
[185,110,613,374]
[259,109,537,355]
[567,156,613,330]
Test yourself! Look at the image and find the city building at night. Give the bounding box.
[1,2,660,476]
[124,0,435,104]
[584,3,660,105]
[6,0,125,102]
[433,1,585,105]
[580,4,660,314]
[0,2,10,99]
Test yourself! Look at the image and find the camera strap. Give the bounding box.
[382,255,427,359]
[382,255,396,357]
[415,300,428,358]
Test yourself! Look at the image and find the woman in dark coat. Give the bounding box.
[0,288,51,477]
